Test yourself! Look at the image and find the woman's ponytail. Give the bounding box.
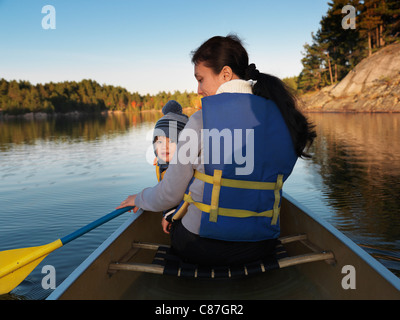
[245,64,316,158]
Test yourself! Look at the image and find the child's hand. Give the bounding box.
[116,194,139,212]
[161,217,171,234]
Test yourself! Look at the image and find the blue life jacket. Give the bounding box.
[174,93,298,242]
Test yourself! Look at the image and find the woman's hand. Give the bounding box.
[161,217,172,234]
[116,194,139,212]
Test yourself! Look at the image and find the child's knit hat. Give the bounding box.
[153,100,189,143]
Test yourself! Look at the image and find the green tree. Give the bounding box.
[359,0,384,56]
[0,78,8,96]
[298,0,399,93]
[282,76,298,92]
[380,0,400,44]
[0,78,202,114]
[297,40,329,92]
[317,0,364,83]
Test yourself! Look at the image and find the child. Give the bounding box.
[153,100,189,233]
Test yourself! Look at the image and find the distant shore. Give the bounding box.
[3,41,400,118]
[0,107,200,120]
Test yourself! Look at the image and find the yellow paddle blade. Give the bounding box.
[0,239,63,295]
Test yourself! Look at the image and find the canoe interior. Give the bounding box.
[49,195,400,300]
[280,194,400,299]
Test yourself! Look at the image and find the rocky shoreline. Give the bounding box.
[299,43,400,113]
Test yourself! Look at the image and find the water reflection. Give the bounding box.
[0,111,169,300]
[1,111,399,300]
[306,113,400,274]
[0,111,164,148]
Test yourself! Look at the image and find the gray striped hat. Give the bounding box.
[153,100,189,143]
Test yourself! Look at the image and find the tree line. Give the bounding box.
[296,0,400,93]
[0,78,201,115]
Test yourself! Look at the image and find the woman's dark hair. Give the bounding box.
[191,35,316,158]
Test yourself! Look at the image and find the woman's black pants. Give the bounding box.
[170,220,278,266]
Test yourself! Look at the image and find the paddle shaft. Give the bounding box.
[0,206,134,295]
[60,206,134,245]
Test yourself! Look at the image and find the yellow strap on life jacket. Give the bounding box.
[172,192,191,221]
[209,170,222,222]
[155,162,166,182]
[272,174,283,225]
[183,193,275,219]
[178,170,284,225]
[194,170,278,190]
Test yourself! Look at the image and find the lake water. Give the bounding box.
[0,111,400,300]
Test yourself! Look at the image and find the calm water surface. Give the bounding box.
[0,111,399,300]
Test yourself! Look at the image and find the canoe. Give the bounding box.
[47,193,400,300]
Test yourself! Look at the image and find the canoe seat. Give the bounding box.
[152,241,288,279]
[108,234,336,279]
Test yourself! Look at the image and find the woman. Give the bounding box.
[117,35,316,266]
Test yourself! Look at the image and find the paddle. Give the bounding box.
[0,206,134,295]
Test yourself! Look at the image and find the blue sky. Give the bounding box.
[0,0,330,95]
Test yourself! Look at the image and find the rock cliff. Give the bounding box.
[300,42,400,112]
